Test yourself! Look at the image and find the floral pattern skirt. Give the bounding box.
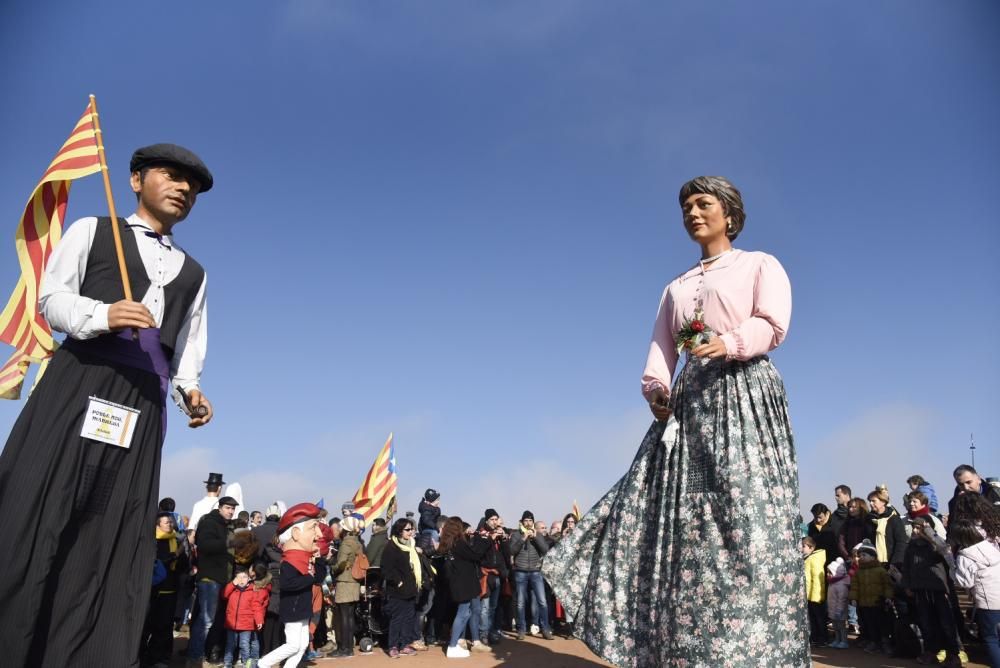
[542,355,810,667]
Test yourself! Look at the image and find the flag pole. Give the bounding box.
[88,94,133,302]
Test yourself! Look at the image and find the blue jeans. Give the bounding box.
[224,629,255,666]
[449,597,481,648]
[514,570,549,633]
[976,608,1000,668]
[188,580,221,659]
[479,574,501,640]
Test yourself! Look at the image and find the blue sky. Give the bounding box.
[1,1,997,525]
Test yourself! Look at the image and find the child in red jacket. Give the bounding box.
[223,566,270,668]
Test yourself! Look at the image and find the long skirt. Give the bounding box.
[542,355,810,667]
[0,330,170,667]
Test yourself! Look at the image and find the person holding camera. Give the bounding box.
[509,511,553,640]
[478,508,509,645]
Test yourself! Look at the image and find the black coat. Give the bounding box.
[807,521,840,566]
[901,539,949,592]
[446,535,491,603]
[381,540,418,600]
[278,557,327,623]
[195,510,232,584]
[868,509,908,566]
[418,500,441,534]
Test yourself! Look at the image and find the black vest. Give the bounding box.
[78,217,205,361]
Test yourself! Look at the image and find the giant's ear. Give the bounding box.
[130,171,142,195]
[290,524,302,544]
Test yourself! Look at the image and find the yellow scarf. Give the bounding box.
[392,536,422,590]
[156,528,178,570]
[872,510,896,563]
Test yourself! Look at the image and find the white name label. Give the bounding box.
[81,396,141,449]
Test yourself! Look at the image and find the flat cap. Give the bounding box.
[130,143,213,193]
[278,502,323,535]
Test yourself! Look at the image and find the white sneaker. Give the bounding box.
[470,641,490,653]
[530,624,541,637]
[446,645,471,658]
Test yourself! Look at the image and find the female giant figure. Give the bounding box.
[543,176,810,667]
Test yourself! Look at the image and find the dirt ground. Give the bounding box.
[172,633,992,668]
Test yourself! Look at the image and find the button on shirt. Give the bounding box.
[38,214,207,393]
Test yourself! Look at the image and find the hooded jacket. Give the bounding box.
[849,559,894,607]
[804,548,827,603]
[954,539,1000,610]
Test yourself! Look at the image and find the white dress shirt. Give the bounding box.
[38,213,208,393]
[190,495,220,532]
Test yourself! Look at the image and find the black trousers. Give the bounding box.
[143,591,177,664]
[338,602,356,653]
[912,589,960,654]
[808,601,828,642]
[858,605,888,642]
[385,597,416,650]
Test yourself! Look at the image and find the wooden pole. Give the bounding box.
[88,94,133,301]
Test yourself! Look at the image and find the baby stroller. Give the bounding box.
[354,565,385,653]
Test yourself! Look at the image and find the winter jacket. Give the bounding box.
[867,508,908,566]
[381,539,419,600]
[480,533,510,577]
[903,511,946,540]
[807,522,840,566]
[837,516,872,561]
[901,537,949,592]
[252,519,279,559]
[509,529,550,572]
[195,509,233,584]
[333,534,363,603]
[278,555,327,623]
[224,582,265,631]
[445,534,491,603]
[826,559,851,620]
[154,532,188,594]
[954,540,1000,611]
[418,499,441,534]
[804,549,827,603]
[916,483,940,514]
[849,560,894,607]
[948,480,1000,523]
[366,530,388,568]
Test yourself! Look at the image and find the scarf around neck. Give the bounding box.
[283,549,314,576]
[156,528,178,570]
[907,506,931,519]
[391,536,422,590]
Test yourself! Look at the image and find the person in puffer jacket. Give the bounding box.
[826,557,851,649]
[223,567,260,668]
[951,519,1000,668]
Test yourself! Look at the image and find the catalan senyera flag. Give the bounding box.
[0,103,102,399]
[352,433,398,523]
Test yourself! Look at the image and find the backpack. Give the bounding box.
[151,559,167,587]
[351,551,370,580]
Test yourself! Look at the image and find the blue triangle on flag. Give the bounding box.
[316,497,325,509]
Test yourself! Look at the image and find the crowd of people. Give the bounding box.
[141,462,1000,668]
[802,465,1000,668]
[148,481,583,668]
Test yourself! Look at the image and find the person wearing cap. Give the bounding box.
[508,510,553,640]
[258,503,327,668]
[419,488,442,542]
[0,142,215,666]
[188,496,238,666]
[191,472,226,532]
[478,507,508,645]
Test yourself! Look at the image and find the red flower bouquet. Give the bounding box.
[675,310,715,354]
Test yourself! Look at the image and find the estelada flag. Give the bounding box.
[0,103,101,399]
[352,433,398,523]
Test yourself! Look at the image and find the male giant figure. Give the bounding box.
[0,143,214,667]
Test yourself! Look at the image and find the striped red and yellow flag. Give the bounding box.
[0,102,101,399]
[352,433,398,523]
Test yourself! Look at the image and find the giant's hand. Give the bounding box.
[108,300,155,330]
[647,387,672,421]
[690,337,728,359]
[187,390,213,428]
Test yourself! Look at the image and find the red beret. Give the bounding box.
[278,502,322,535]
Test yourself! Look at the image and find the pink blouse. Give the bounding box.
[641,249,792,400]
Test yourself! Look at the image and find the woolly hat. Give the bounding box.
[342,515,364,534]
[424,488,440,503]
[521,510,534,522]
[484,508,499,521]
[854,539,877,556]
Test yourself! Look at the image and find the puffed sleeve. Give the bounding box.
[641,285,678,400]
[38,217,112,338]
[718,254,791,360]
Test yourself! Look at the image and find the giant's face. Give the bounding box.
[682,192,729,244]
[131,164,200,223]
